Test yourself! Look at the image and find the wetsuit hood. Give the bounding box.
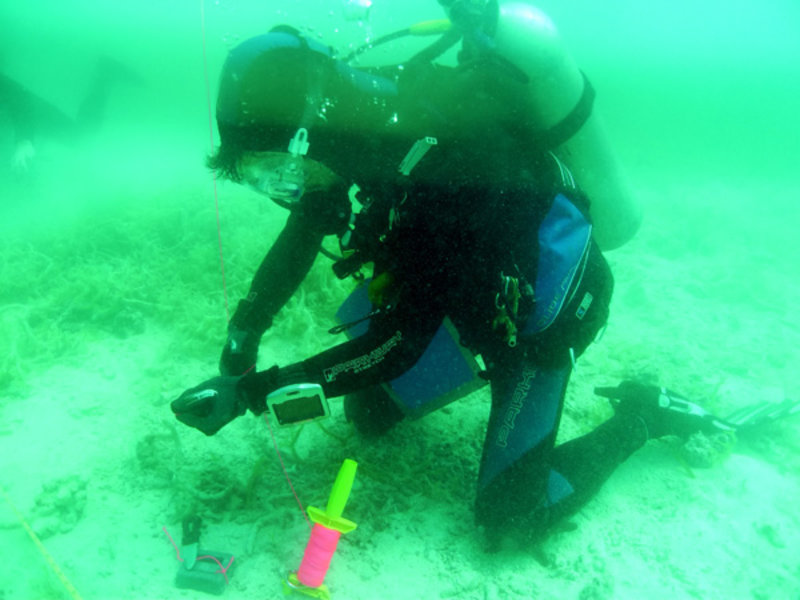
[215,27,406,182]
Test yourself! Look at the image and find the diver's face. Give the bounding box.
[238,151,340,205]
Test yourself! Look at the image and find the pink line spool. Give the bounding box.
[296,524,342,588]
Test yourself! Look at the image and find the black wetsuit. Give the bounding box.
[1,62,130,155]
[228,58,650,539]
[234,142,650,539]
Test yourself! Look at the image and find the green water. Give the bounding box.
[1,2,798,599]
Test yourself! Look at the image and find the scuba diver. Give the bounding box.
[0,57,139,172]
[169,2,797,545]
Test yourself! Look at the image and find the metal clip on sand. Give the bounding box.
[173,515,236,595]
[285,459,358,599]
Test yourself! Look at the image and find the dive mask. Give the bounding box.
[240,128,310,207]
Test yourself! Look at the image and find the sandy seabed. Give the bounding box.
[1,153,798,600]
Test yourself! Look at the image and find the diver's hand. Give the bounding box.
[172,367,282,435]
[171,376,248,436]
[219,326,260,376]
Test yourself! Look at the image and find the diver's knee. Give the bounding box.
[344,385,404,436]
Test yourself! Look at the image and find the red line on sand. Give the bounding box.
[264,414,313,529]
[197,2,310,564]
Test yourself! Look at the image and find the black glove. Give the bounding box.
[219,326,260,376]
[171,376,249,436]
[172,367,282,436]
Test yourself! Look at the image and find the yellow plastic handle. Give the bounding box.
[326,459,358,519]
[307,506,357,534]
[408,19,452,36]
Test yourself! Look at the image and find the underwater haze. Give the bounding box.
[1,1,799,599]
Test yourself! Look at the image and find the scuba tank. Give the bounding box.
[444,1,642,250]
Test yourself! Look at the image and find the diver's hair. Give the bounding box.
[206,143,242,182]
